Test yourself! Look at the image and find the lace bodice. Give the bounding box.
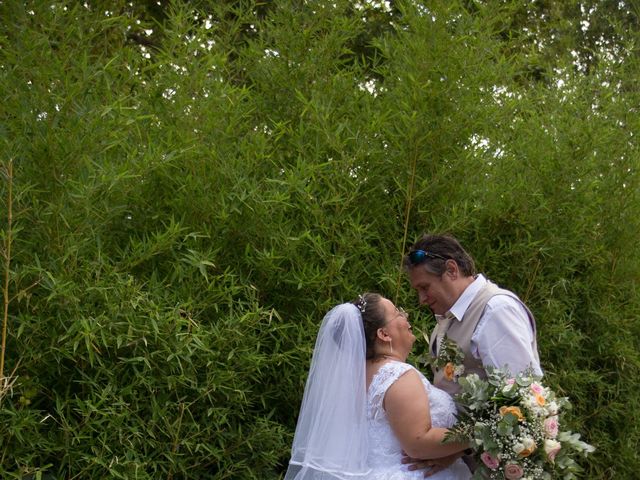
[366,361,471,480]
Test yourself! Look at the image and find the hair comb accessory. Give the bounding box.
[356,294,367,313]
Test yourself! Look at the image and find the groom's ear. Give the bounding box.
[444,259,459,279]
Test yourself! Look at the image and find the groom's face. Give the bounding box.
[408,266,459,315]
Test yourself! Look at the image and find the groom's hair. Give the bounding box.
[404,234,476,277]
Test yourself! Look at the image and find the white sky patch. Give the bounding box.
[413,2,436,21]
[170,63,188,74]
[570,50,587,73]
[162,87,176,100]
[491,85,519,105]
[469,134,490,150]
[358,78,381,97]
[354,0,392,12]
[254,125,273,135]
[199,40,215,51]
[466,134,506,160]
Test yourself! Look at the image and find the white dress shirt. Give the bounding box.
[447,274,543,376]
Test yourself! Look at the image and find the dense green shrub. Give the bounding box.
[1,0,638,478]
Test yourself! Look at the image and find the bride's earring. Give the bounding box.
[389,338,393,356]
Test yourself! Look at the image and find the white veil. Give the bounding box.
[284,303,370,480]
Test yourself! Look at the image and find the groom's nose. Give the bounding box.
[417,291,428,305]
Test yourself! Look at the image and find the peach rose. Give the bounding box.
[443,362,455,381]
[499,406,524,421]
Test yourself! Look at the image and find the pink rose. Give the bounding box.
[544,416,559,438]
[530,382,544,395]
[480,451,500,470]
[504,462,524,479]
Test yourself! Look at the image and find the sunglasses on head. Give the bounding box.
[407,249,448,265]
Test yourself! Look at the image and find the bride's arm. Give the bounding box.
[384,369,468,459]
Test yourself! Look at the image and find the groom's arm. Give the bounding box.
[471,297,542,376]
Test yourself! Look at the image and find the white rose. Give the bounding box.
[513,442,525,455]
[523,437,536,450]
[544,439,562,463]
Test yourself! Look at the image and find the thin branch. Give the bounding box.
[1,159,13,379]
[395,149,419,303]
[9,278,41,304]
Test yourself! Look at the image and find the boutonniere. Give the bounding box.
[433,335,465,382]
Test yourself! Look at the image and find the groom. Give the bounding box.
[402,233,542,474]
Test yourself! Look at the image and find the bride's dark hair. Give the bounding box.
[352,293,386,360]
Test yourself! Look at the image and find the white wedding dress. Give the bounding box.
[367,361,471,480]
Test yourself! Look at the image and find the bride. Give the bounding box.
[284,293,471,479]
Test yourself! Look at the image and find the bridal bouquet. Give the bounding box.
[444,368,595,479]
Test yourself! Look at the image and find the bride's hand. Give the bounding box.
[401,451,461,478]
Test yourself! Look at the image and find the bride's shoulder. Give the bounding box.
[368,360,412,389]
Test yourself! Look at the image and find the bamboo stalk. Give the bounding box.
[1,159,13,380]
[395,149,419,303]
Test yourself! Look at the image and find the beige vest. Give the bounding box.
[430,280,539,395]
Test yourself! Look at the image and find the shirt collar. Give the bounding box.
[447,274,486,321]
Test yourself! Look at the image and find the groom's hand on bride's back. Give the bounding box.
[401,451,461,478]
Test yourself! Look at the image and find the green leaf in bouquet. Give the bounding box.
[495,423,513,437]
[555,454,583,479]
[471,467,489,480]
[496,417,515,436]
[439,337,465,364]
[443,425,471,444]
[485,366,506,387]
[474,422,498,449]
[457,374,490,410]
[557,431,596,455]
[498,384,520,400]
[514,367,543,387]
